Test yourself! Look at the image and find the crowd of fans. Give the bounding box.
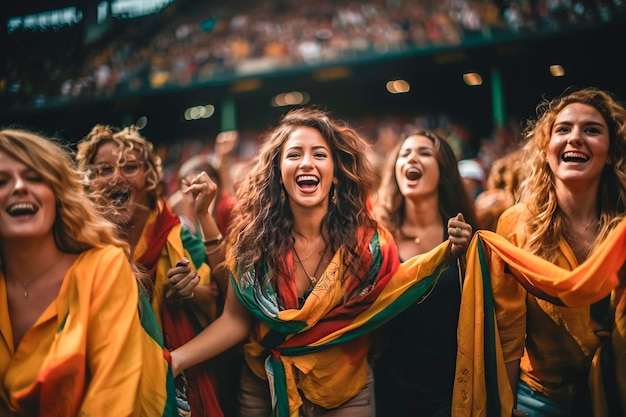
[4,0,626,110]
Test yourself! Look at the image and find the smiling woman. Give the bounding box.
[0,128,177,416]
[75,124,228,417]
[453,87,626,417]
[167,107,473,417]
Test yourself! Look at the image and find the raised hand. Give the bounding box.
[447,212,472,257]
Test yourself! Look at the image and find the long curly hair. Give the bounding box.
[374,130,478,235]
[0,128,129,254]
[226,107,379,288]
[517,87,626,262]
[75,124,163,209]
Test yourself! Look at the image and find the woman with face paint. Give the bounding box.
[75,125,226,417]
[169,108,472,416]
[0,128,177,416]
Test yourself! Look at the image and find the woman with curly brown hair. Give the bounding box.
[453,87,626,417]
[169,108,472,416]
[0,128,176,416]
[75,125,225,417]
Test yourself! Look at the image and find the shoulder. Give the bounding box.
[78,245,128,265]
[70,245,136,294]
[498,203,527,225]
[496,203,528,245]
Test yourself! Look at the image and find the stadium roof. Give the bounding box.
[3,0,98,21]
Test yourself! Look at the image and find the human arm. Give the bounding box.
[506,359,521,408]
[506,360,530,416]
[492,206,528,399]
[213,130,239,196]
[169,280,253,377]
[181,170,229,293]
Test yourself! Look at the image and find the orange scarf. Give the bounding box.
[453,218,626,417]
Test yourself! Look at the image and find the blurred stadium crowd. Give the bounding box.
[4,0,626,109]
[4,0,626,213]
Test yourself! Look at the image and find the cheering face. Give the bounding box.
[88,141,148,225]
[547,103,610,189]
[395,134,440,199]
[280,126,335,210]
[0,151,57,243]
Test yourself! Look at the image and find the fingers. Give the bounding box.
[168,258,200,299]
[447,212,472,239]
[215,130,238,155]
[181,172,218,200]
[448,213,473,257]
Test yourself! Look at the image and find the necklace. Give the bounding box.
[400,228,422,245]
[564,216,597,259]
[293,246,327,287]
[296,235,322,262]
[564,216,597,241]
[11,253,65,299]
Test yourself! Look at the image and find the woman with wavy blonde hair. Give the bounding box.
[76,124,226,417]
[0,128,176,416]
[488,87,626,416]
[169,107,472,416]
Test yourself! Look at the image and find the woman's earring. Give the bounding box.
[331,178,338,204]
[280,188,286,204]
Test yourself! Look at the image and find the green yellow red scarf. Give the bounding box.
[231,226,452,416]
[135,200,223,417]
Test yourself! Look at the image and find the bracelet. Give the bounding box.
[181,292,194,300]
[205,242,224,256]
[203,233,223,246]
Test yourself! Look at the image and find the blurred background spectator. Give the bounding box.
[2,0,626,221]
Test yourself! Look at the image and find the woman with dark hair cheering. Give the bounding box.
[169,108,472,416]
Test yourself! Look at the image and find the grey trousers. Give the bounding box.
[237,362,375,417]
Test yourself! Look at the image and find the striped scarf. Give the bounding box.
[231,226,452,416]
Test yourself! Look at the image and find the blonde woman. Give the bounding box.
[467,87,626,417]
[0,128,176,416]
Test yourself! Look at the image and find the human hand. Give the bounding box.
[214,130,238,160]
[167,258,200,300]
[448,212,472,257]
[181,171,218,217]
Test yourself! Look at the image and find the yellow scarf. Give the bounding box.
[453,217,626,416]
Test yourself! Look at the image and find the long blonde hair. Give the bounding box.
[517,87,626,262]
[0,128,129,253]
